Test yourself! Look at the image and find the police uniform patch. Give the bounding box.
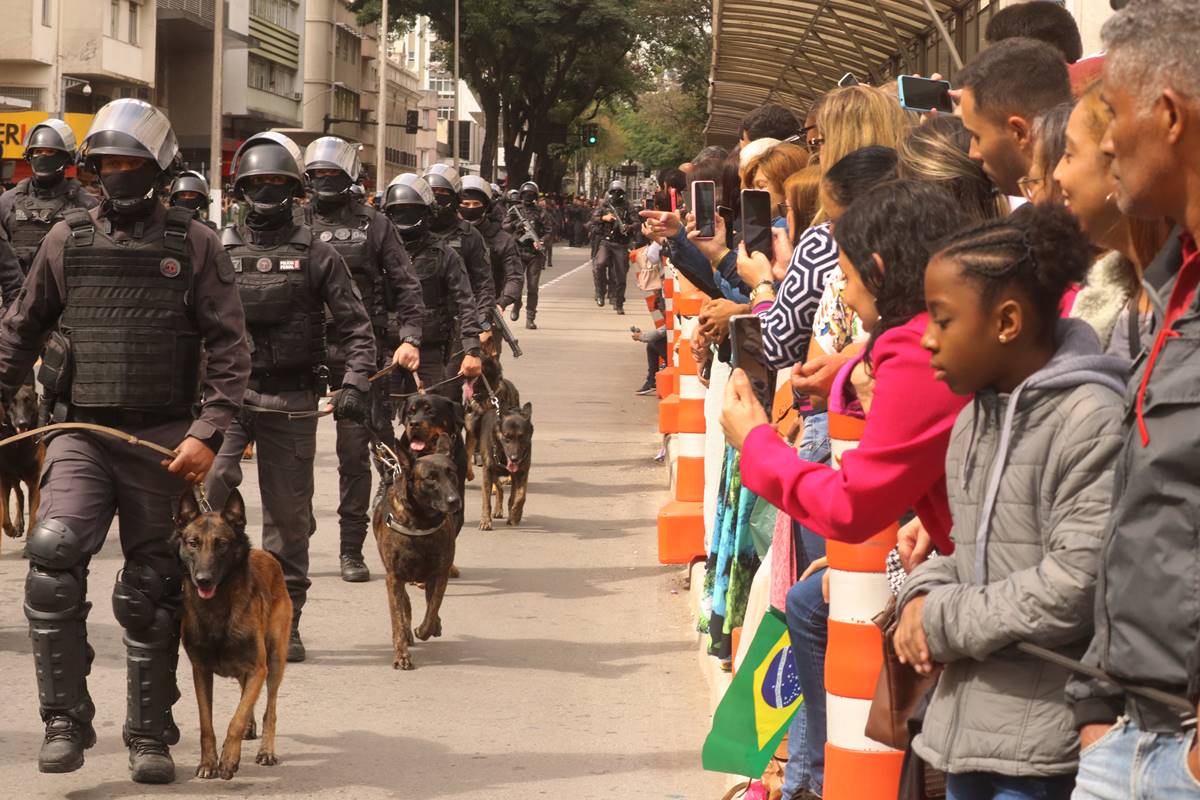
[334,228,351,241]
[279,259,301,271]
[159,257,182,278]
[233,257,244,274]
[319,230,334,242]
[217,254,236,283]
[256,257,273,273]
[350,229,368,243]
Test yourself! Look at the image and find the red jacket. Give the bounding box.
[739,313,967,554]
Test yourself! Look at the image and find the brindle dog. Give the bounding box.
[174,489,291,780]
[373,433,461,670]
[478,402,533,531]
[0,383,43,548]
[464,355,520,482]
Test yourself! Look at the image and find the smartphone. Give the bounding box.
[897,75,954,114]
[730,314,776,413]
[741,189,773,261]
[718,204,736,250]
[691,180,716,240]
[838,72,859,88]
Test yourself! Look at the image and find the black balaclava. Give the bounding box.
[98,161,161,222]
[30,152,71,190]
[460,205,486,223]
[243,181,295,230]
[388,205,428,244]
[311,171,353,212]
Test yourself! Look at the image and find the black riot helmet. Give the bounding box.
[505,189,519,205]
[80,99,179,217]
[23,119,77,185]
[423,163,462,227]
[519,180,539,205]
[384,173,436,243]
[459,175,493,223]
[232,132,305,220]
[607,179,626,203]
[169,170,210,213]
[304,136,360,204]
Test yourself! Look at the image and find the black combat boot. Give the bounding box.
[39,715,96,773]
[340,552,370,583]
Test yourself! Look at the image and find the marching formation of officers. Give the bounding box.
[0,98,536,785]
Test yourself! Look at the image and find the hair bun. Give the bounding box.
[1021,202,1092,294]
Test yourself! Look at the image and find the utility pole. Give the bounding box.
[452,0,460,169]
[209,0,224,223]
[376,0,388,190]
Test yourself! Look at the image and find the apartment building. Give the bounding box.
[0,0,155,182]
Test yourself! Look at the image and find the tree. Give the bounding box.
[613,84,706,172]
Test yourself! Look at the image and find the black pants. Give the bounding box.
[645,336,667,381]
[596,240,629,309]
[513,248,544,320]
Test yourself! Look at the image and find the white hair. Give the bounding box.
[1103,0,1200,109]
[739,138,781,171]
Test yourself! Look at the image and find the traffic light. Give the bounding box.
[405,109,419,135]
[582,123,599,147]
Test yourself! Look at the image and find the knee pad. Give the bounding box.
[112,562,177,634]
[25,565,83,618]
[26,518,85,570]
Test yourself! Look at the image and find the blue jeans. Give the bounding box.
[1071,717,1200,800]
[782,413,831,800]
[947,772,1074,800]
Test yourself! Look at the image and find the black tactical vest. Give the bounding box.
[7,180,86,272]
[409,237,454,346]
[224,224,326,380]
[310,204,384,327]
[59,207,201,414]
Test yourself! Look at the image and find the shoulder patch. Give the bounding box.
[215,252,236,284]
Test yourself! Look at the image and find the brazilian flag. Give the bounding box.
[702,607,803,777]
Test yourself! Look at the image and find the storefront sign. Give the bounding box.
[0,112,94,160]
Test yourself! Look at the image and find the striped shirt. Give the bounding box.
[756,223,840,368]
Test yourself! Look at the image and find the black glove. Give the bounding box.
[332,386,368,424]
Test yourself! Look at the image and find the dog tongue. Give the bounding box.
[506,461,520,474]
[410,440,427,452]
[197,585,216,600]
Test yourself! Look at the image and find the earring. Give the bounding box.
[999,334,1009,344]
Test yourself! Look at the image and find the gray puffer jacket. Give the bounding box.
[898,319,1126,776]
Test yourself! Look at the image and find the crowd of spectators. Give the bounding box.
[636,1,1200,798]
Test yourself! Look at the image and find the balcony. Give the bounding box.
[157,0,215,28]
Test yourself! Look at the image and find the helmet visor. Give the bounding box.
[304,137,359,178]
[82,99,177,170]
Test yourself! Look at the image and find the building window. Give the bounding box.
[128,1,139,46]
[0,86,43,108]
[334,87,359,121]
[41,0,51,27]
[335,27,361,63]
[429,76,454,96]
[248,54,296,96]
[249,0,297,29]
[436,105,452,121]
[110,0,120,39]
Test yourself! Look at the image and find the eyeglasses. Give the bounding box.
[1017,175,1045,200]
[806,138,825,154]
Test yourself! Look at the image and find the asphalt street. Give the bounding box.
[0,245,725,799]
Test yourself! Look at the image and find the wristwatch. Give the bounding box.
[400,336,420,348]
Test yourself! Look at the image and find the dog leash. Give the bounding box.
[478,371,503,414]
[0,421,216,512]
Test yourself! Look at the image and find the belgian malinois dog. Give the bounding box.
[373,434,461,670]
[173,489,291,780]
[464,355,521,482]
[0,382,43,549]
[478,402,534,531]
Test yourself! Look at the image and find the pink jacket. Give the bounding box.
[739,313,967,554]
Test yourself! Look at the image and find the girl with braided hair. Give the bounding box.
[893,203,1127,799]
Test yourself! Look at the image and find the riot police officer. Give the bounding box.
[168,170,217,230]
[424,165,495,364]
[303,136,425,584]
[205,131,376,663]
[503,180,548,329]
[591,179,639,315]
[0,119,99,275]
[0,99,250,783]
[383,174,482,395]
[461,176,523,340]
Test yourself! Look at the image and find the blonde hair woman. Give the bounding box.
[814,85,913,176]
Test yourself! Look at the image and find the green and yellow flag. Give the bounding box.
[702,607,803,777]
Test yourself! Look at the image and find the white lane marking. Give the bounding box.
[539,260,592,290]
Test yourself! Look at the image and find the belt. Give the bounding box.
[249,372,315,393]
[70,407,186,428]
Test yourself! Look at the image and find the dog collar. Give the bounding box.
[385,513,442,537]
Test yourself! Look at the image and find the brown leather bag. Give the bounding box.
[865,596,941,749]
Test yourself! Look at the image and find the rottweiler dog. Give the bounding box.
[478,402,534,531]
[464,356,521,481]
[0,382,42,548]
[373,434,461,670]
[174,489,291,780]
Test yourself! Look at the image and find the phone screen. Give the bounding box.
[741,189,772,260]
[898,76,954,114]
[692,181,716,239]
[718,205,736,250]
[730,314,776,413]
